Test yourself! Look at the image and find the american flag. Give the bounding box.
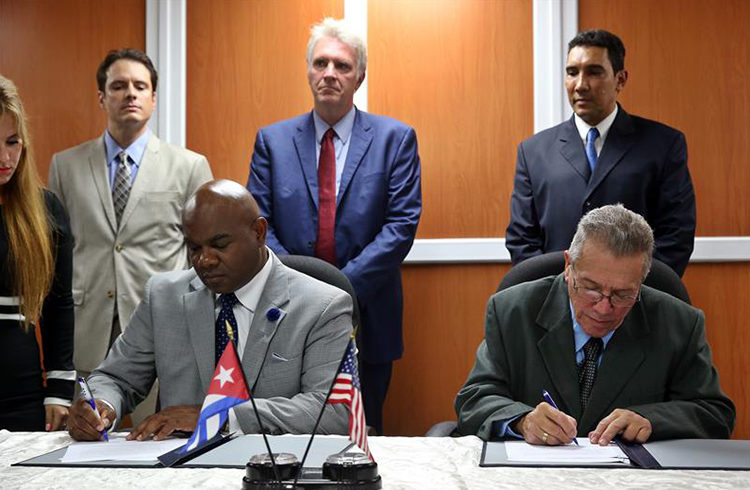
[327,339,373,461]
[182,342,249,453]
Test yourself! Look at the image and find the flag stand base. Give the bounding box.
[243,452,381,489]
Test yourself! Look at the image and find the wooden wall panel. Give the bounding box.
[384,264,509,435]
[368,0,533,238]
[0,0,145,184]
[186,0,343,183]
[580,0,750,236]
[684,264,750,439]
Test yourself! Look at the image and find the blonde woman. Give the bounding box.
[0,75,74,431]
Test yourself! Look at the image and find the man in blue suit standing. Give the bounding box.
[247,18,422,435]
[505,29,695,276]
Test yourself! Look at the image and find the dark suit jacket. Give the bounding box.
[505,106,695,276]
[248,109,422,363]
[455,274,735,440]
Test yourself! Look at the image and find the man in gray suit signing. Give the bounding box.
[68,180,352,440]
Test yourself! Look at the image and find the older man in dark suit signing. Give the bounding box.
[68,180,352,441]
[458,204,733,445]
[505,29,695,277]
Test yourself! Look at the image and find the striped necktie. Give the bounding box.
[113,150,131,225]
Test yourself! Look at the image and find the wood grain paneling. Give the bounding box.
[186,0,343,183]
[368,0,533,238]
[684,264,750,439]
[580,0,750,236]
[384,264,509,435]
[0,0,145,184]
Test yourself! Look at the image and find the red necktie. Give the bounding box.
[315,128,337,265]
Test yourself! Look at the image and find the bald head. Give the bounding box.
[183,179,260,224]
[182,179,268,294]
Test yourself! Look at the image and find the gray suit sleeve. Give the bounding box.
[88,278,158,423]
[234,291,352,435]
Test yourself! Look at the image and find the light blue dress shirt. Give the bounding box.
[103,129,150,190]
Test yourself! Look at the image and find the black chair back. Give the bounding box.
[277,254,361,328]
[497,251,691,304]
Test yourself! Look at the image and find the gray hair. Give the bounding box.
[568,204,654,279]
[306,17,367,77]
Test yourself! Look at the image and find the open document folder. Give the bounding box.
[481,438,750,469]
[61,436,185,463]
[504,438,628,464]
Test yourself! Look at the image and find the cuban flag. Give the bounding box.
[182,342,249,453]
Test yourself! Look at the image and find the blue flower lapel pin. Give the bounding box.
[266,307,281,323]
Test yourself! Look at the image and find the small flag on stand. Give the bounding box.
[182,342,249,453]
[327,339,373,461]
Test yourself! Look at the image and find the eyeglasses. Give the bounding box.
[570,269,641,308]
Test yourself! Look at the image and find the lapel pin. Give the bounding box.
[266,307,281,322]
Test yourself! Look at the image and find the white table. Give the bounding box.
[2,431,749,489]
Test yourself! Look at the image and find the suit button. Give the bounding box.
[115,243,123,252]
[107,291,115,299]
[307,241,314,248]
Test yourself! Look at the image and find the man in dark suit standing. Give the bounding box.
[247,18,422,435]
[505,29,695,276]
[457,205,734,445]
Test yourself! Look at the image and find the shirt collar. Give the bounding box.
[104,129,150,168]
[569,300,616,353]
[312,105,356,145]
[223,247,275,314]
[573,103,618,144]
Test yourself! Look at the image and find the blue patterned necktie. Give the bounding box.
[215,293,239,366]
[585,127,600,172]
[578,337,603,412]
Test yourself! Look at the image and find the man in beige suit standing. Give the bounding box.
[48,50,213,412]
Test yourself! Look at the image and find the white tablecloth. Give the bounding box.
[1,430,748,489]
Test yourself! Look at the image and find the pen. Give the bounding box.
[77,376,109,442]
[542,389,578,446]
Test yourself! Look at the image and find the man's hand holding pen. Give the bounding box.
[68,398,116,441]
[513,401,578,446]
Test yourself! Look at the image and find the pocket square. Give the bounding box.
[271,352,288,362]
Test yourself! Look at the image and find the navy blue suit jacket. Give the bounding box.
[248,109,421,363]
[505,106,695,276]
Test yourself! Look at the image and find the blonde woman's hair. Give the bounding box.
[0,75,54,330]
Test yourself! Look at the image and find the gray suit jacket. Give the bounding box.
[89,253,352,434]
[48,134,213,372]
[455,274,735,440]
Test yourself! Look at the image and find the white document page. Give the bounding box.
[61,436,185,463]
[504,437,629,464]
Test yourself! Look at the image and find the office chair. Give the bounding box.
[497,251,690,304]
[425,251,691,437]
[277,254,361,329]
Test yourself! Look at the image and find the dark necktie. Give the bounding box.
[315,128,337,265]
[215,293,239,366]
[113,150,131,225]
[578,337,603,412]
[585,127,600,172]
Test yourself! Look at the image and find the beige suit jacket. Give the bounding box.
[48,133,213,372]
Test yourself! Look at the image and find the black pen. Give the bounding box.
[542,389,579,446]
